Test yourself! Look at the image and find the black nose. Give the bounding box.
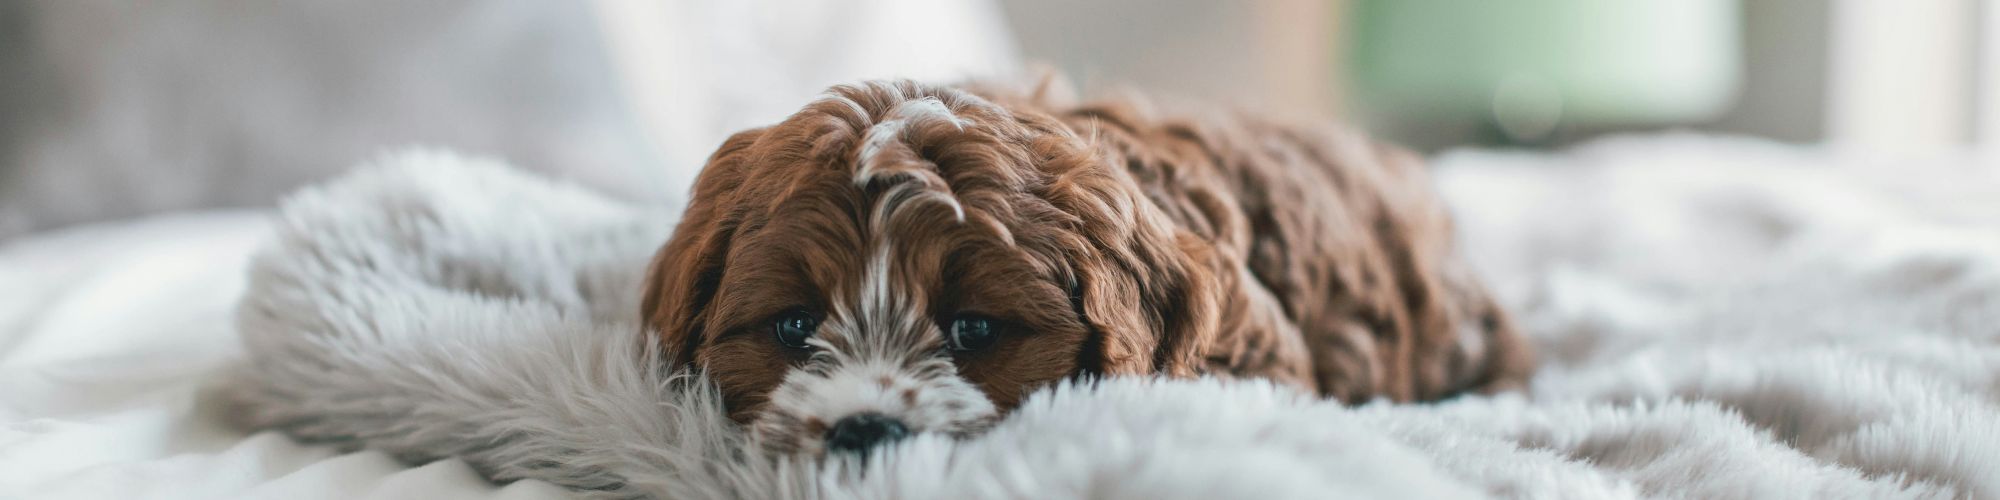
[824,413,910,453]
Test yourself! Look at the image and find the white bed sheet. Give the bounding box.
[0,212,571,499]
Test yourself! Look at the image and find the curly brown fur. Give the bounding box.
[641,79,1532,454]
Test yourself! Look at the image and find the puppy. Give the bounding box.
[641,79,1532,455]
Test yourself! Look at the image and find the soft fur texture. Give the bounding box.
[228,144,2000,499]
[639,80,1530,452]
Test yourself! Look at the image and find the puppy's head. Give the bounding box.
[641,81,1218,455]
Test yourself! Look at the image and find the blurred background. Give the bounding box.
[1,0,1994,241]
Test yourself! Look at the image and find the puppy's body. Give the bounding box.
[1024,94,1533,403]
[643,80,1530,454]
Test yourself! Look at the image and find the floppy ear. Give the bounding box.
[1053,172,1221,378]
[641,128,766,368]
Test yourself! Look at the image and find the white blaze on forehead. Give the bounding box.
[855,242,903,353]
[812,228,933,363]
[847,221,946,357]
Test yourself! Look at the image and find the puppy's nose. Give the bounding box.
[824,413,909,453]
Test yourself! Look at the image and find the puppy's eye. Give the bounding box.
[947,315,999,352]
[773,309,819,349]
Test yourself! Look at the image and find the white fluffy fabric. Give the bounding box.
[9,136,1997,499]
[230,141,2000,499]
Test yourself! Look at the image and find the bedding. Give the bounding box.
[3,135,1997,499]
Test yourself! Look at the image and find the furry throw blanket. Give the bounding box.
[231,142,2000,499]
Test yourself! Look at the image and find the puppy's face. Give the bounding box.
[642,81,1216,455]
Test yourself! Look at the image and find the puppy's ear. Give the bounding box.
[642,128,766,368]
[1053,169,1220,378]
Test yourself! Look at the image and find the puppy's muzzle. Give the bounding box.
[823,413,909,454]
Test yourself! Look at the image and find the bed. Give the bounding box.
[4,135,1995,499]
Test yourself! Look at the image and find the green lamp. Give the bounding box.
[1346,0,1741,146]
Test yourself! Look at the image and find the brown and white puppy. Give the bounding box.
[641,79,1532,456]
